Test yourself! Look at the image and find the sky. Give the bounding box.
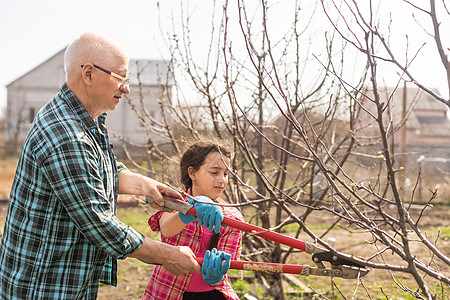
[1,0,449,117]
[0,0,178,116]
[0,0,276,115]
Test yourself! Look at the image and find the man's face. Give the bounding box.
[90,57,130,115]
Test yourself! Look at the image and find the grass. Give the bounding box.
[0,156,17,199]
[115,204,157,237]
[0,155,448,299]
[98,206,450,300]
[280,223,349,233]
[428,226,450,240]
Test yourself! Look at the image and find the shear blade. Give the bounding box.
[312,251,365,268]
[340,265,370,279]
[308,266,369,279]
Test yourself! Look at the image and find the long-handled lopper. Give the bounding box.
[146,195,369,279]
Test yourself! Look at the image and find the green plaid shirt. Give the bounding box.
[0,83,144,299]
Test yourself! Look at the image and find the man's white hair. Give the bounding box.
[64,32,129,81]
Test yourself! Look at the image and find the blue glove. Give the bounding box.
[178,197,197,224]
[202,248,231,285]
[193,196,223,233]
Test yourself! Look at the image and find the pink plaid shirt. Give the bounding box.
[141,202,243,300]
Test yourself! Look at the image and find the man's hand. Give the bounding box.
[202,248,231,284]
[118,170,182,209]
[163,246,201,276]
[141,176,181,209]
[129,237,201,276]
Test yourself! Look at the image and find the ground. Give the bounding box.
[0,157,449,299]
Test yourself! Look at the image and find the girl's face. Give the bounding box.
[189,151,230,200]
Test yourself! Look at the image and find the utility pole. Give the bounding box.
[399,82,407,196]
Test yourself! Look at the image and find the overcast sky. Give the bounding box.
[1,0,449,117]
[0,0,178,115]
[0,0,289,114]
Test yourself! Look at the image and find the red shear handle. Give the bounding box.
[195,257,309,275]
[187,207,316,254]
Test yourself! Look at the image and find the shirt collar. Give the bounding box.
[60,83,106,131]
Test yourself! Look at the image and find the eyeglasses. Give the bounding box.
[81,64,130,88]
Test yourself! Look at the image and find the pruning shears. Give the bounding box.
[146,195,369,279]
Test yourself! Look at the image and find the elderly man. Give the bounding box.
[0,32,222,299]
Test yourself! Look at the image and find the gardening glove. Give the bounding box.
[178,197,197,224]
[193,196,223,233]
[202,248,231,285]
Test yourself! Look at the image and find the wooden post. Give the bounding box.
[399,82,407,196]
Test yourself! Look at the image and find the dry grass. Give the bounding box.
[0,156,449,299]
[0,157,16,200]
[95,206,450,299]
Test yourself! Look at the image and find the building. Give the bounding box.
[4,48,173,157]
[356,85,450,173]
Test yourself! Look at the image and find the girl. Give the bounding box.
[142,141,244,300]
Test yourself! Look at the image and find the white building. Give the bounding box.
[5,48,173,157]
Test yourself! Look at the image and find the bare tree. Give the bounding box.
[119,1,449,299]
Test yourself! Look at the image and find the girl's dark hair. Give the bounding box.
[180,141,232,251]
[180,141,231,190]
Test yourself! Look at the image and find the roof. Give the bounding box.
[363,86,446,113]
[6,48,66,87]
[7,47,172,87]
[390,86,445,111]
[361,85,450,139]
[128,59,173,86]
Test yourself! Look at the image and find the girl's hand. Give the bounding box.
[178,197,197,224]
[194,196,224,233]
[179,196,224,234]
[201,248,231,284]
